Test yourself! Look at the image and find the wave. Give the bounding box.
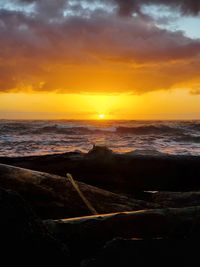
[1,120,200,157]
[0,124,105,135]
[116,125,184,135]
[126,149,167,156]
[1,121,200,137]
[185,123,200,132]
[27,124,185,135]
[31,125,108,135]
[0,123,31,135]
[175,135,200,143]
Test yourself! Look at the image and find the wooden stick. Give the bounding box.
[66,173,98,215]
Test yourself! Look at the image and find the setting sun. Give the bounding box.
[98,114,105,119]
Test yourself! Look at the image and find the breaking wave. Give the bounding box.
[1,122,200,136]
[0,120,200,156]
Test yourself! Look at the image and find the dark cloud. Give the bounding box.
[9,0,200,16]
[112,0,200,16]
[34,0,68,19]
[0,0,200,93]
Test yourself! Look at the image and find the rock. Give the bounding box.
[0,164,159,219]
[87,145,113,158]
[0,187,69,263]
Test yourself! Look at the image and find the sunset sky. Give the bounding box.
[0,0,200,120]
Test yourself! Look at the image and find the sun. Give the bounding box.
[98,114,105,119]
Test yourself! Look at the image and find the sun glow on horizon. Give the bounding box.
[98,114,105,119]
[1,89,200,120]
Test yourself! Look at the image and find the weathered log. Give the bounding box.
[150,191,200,208]
[45,206,200,261]
[81,237,200,267]
[0,164,159,219]
[0,187,69,263]
[1,146,200,192]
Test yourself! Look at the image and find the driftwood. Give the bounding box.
[0,164,159,219]
[1,146,200,192]
[150,191,200,208]
[0,184,199,266]
[46,206,200,240]
[80,237,199,267]
[0,187,70,263]
[66,173,98,215]
[45,206,200,262]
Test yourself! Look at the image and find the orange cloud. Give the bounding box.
[0,1,200,94]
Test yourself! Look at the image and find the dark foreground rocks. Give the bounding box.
[1,146,200,193]
[0,187,69,263]
[0,164,159,219]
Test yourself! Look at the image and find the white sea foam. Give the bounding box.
[0,120,200,157]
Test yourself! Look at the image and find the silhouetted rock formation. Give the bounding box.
[87,145,113,158]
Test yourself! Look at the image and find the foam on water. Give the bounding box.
[0,120,200,157]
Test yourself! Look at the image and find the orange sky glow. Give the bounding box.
[1,89,200,120]
[1,0,200,120]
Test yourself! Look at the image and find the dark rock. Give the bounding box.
[87,145,113,158]
[0,187,69,263]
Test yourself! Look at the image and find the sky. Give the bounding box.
[0,0,200,120]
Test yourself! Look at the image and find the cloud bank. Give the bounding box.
[0,0,200,94]
[112,0,200,16]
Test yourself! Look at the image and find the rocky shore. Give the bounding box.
[0,146,200,265]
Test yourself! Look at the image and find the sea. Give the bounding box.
[0,120,200,157]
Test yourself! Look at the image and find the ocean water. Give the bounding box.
[0,120,200,157]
